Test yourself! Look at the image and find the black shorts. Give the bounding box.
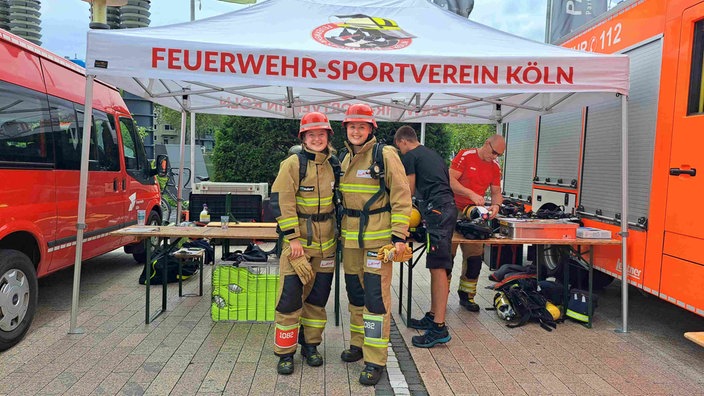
[421,201,458,270]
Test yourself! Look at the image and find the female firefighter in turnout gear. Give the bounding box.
[338,103,412,386]
[271,112,337,375]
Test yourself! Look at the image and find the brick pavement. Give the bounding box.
[393,253,704,396]
[1,246,703,395]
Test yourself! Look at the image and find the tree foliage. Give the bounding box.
[211,116,299,184]
[445,123,496,156]
[211,117,452,185]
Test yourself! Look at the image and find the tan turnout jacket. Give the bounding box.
[271,147,336,258]
[340,137,411,249]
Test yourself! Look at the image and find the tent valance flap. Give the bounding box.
[85,0,629,122]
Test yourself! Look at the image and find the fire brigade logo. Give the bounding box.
[312,14,415,50]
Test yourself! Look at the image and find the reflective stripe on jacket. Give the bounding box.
[271,147,336,257]
[340,137,411,249]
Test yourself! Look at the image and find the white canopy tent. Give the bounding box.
[71,0,631,332]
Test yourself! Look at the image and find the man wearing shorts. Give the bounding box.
[394,125,457,348]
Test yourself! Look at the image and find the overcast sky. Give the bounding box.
[40,0,548,59]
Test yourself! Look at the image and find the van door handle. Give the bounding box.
[669,168,696,176]
[122,178,126,190]
[113,178,118,191]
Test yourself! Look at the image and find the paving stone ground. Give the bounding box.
[0,243,703,395]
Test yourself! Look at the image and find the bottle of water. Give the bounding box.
[200,203,210,223]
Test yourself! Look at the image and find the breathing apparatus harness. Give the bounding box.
[338,141,390,248]
[289,149,341,247]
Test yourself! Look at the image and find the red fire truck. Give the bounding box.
[0,30,163,350]
[502,0,703,316]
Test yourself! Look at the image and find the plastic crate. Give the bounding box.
[211,260,279,322]
[189,193,262,223]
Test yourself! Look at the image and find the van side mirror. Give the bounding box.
[153,154,169,177]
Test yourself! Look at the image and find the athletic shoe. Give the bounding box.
[340,345,363,362]
[359,363,384,386]
[409,312,434,330]
[277,356,294,375]
[412,326,451,348]
[301,344,323,367]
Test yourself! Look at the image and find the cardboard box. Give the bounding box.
[577,227,612,239]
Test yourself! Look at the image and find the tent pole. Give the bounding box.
[177,111,187,223]
[420,122,426,145]
[618,94,629,333]
[69,74,95,335]
[190,112,196,189]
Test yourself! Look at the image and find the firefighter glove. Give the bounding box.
[289,254,314,284]
[377,244,413,263]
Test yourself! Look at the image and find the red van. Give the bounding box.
[0,30,163,350]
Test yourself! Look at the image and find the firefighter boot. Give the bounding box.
[301,344,323,367]
[458,289,480,312]
[277,355,294,375]
[359,362,385,386]
[341,345,363,362]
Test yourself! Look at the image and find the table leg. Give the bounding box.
[588,248,594,329]
[162,239,168,311]
[536,244,543,283]
[562,251,570,319]
[178,260,183,297]
[398,254,404,316]
[406,256,413,327]
[145,238,151,324]
[199,255,204,296]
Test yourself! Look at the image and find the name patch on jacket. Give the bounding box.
[356,169,372,178]
[299,186,315,192]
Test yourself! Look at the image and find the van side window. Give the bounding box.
[94,111,119,171]
[119,117,150,180]
[688,20,704,115]
[0,80,53,167]
[49,98,106,171]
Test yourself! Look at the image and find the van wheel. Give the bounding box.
[0,249,38,351]
[540,245,568,276]
[132,210,162,263]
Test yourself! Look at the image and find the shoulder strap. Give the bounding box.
[338,148,348,165]
[328,155,341,189]
[296,152,307,184]
[296,151,317,184]
[373,143,385,177]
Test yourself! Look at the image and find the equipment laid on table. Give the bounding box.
[576,227,612,239]
[498,218,578,240]
[456,205,494,240]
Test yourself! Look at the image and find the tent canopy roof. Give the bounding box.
[86,0,629,123]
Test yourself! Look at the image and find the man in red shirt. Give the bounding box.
[449,135,505,311]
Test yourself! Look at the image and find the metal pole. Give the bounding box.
[69,74,95,334]
[177,111,187,223]
[545,0,553,43]
[420,122,426,145]
[190,112,196,188]
[190,0,196,21]
[618,94,629,333]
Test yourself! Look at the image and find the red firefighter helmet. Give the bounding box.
[299,112,333,138]
[342,103,377,129]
